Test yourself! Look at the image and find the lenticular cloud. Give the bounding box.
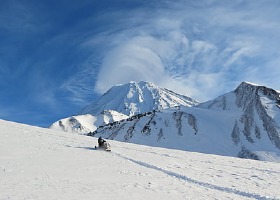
[93,1,280,101]
[94,32,193,97]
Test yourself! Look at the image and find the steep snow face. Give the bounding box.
[91,82,280,162]
[79,81,198,116]
[199,82,280,150]
[234,82,280,149]
[1,119,280,200]
[50,110,128,134]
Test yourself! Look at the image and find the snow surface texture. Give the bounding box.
[91,82,280,162]
[1,119,280,200]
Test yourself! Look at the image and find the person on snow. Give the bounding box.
[98,136,106,148]
[97,136,111,151]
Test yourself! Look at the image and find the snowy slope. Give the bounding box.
[79,81,198,116]
[91,82,280,162]
[1,119,280,200]
[50,110,128,134]
[50,81,197,135]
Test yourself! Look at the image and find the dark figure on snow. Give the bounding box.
[98,136,106,148]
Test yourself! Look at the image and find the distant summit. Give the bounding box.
[91,81,280,162]
[79,81,198,116]
[50,81,197,134]
[51,80,280,162]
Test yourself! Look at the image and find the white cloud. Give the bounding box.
[192,41,216,54]
[94,37,167,93]
[87,0,280,101]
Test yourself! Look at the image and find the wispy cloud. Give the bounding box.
[60,58,100,105]
[88,0,280,101]
[1,0,280,127]
[3,0,280,114]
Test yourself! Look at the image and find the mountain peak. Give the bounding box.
[239,81,260,87]
[128,80,155,86]
[79,81,198,116]
[90,81,280,161]
[116,81,156,88]
[235,81,280,105]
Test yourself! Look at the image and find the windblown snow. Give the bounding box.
[1,119,280,200]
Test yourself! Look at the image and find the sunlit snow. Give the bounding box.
[1,120,279,199]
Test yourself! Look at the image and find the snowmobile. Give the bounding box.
[95,137,111,151]
[101,141,111,151]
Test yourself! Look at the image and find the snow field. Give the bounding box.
[1,120,280,200]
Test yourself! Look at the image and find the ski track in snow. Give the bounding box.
[1,120,280,200]
[112,152,275,200]
[117,146,280,176]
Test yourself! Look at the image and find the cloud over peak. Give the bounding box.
[89,1,280,101]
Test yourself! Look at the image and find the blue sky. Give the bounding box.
[1,0,280,127]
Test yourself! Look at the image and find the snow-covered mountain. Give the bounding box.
[1,119,280,199]
[50,110,128,134]
[50,81,198,134]
[79,81,198,116]
[90,82,280,162]
[199,81,280,150]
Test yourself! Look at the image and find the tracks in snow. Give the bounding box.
[111,151,278,200]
